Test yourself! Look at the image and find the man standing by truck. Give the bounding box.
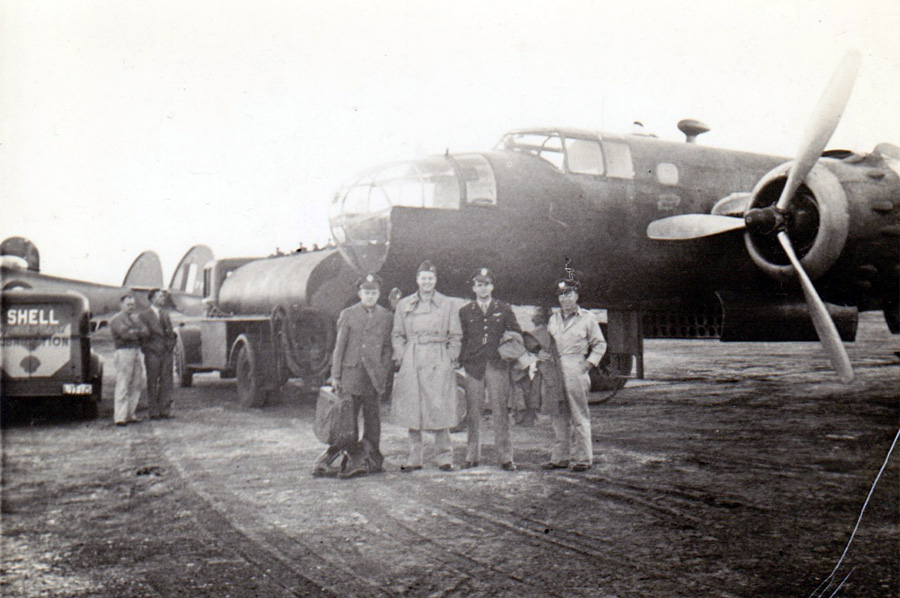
[140,289,177,420]
[110,294,148,426]
[314,274,393,478]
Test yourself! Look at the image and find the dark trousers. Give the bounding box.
[316,383,383,470]
[464,361,513,464]
[144,350,174,417]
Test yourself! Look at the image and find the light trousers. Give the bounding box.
[114,348,144,424]
[406,428,453,467]
[549,355,593,465]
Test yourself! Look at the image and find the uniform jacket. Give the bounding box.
[458,299,522,380]
[110,311,148,349]
[548,307,606,409]
[390,291,462,430]
[330,302,393,396]
[524,326,568,415]
[139,307,177,355]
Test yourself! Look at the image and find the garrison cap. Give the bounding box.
[470,267,494,284]
[417,260,437,275]
[555,278,581,295]
[356,273,383,290]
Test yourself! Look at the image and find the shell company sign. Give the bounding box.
[1,304,74,378]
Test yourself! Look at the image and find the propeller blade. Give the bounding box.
[647,214,745,240]
[775,50,861,212]
[777,231,854,382]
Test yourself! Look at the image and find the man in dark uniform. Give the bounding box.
[139,289,177,419]
[314,274,393,478]
[458,268,523,471]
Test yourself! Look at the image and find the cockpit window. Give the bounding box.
[564,138,604,175]
[497,132,565,170]
[453,154,497,205]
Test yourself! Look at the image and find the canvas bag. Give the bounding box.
[314,386,357,446]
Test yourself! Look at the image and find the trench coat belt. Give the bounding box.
[414,333,449,344]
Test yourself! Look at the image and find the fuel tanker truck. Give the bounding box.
[174,248,360,407]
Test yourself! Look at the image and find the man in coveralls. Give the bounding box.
[542,277,606,472]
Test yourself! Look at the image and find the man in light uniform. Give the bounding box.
[110,294,148,426]
[542,278,606,472]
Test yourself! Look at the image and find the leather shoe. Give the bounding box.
[571,463,592,472]
[437,464,454,472]
[312,466,338,478]
[500,462,518,471]
[338,466,367,479]
[461,461,479,469]
[541,461,569,470]
[115,422,127,427]
[127,417,142,423]
[400,464,422,472]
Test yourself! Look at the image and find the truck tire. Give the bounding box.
[80,397,99,420]
[81,358,102,420]
[235,337,267,408]
[174,338,193,387]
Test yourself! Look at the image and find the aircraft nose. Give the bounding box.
[328,157,463,273]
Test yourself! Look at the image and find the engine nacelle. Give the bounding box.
[744,161,850,281]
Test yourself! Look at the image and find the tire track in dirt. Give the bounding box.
[126,424,353,598]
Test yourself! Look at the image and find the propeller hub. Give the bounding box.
[744,207,786,236]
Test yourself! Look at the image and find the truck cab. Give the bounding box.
[1,289,103,419]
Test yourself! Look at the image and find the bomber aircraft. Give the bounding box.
[0,237,212,325]
[322,50,898,385]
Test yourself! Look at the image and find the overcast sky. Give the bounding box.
[2,0,898,286]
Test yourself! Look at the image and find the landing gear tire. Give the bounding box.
[589,352,633,404]
[235,338,267,408]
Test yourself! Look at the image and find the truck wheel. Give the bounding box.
[80,397,99,420]
[175,339,193,387]
[235,340,267,408]
[81,360,102,420]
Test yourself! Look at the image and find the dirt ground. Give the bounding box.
[2,312,898,598]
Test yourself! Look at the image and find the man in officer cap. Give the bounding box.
[314,273,393,478]
[542,276,606,472]
[458,267,523,471]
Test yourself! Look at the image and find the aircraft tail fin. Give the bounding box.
[123,251,164,289]
[169,245,214,296]
[1,237,41,271]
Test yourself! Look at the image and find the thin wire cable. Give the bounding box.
[810,427,899,598]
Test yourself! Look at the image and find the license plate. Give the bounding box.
[63,383,93,395]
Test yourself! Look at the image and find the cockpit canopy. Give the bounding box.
[328,154,497,274]
[496,129,634,179]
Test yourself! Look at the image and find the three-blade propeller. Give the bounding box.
[647,50,861,383]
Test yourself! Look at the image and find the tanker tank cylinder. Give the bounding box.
[217,249,341,381]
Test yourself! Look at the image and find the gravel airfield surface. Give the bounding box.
[2,313,898,597]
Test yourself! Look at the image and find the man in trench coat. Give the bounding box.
[391,260,462,471]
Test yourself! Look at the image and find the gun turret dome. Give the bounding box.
[677,119,710,144]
